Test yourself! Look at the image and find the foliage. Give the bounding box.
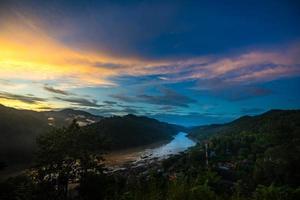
[1,109,299,200]
[34,120,104,199]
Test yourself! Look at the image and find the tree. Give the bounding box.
[253,184,298,200]
[35,120,104,199]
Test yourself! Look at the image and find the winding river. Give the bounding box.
[0,132,196,179]
[104,132,196,167]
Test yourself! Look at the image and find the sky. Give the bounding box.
[0,0,300,126]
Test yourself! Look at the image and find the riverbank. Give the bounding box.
[1,132,196,181]
[104,132,196,169]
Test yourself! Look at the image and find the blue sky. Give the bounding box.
[0,0,299,126]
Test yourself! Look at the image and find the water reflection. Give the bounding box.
[144,132,196,159]
[105,132,196,166]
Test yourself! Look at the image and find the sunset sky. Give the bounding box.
[0,0,300,126]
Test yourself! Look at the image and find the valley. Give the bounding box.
[0,105,299,200]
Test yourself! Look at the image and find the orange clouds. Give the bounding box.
[1,14,299,88]
[0,14,173,89]
[0,14,170,109]
[1,13,300,111]
[164,44,300,86]
[0,18,119,87]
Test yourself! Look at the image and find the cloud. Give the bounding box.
[111,87,196,107]
[0,79,27,90]
[86,106,140,116]
[128,44,299,91]
[37,106,55,110]
[230,65,300,83]
[85,108,121,116]
[249,87,272,96]
[93,62,127,69]
[20,0,179,59]
[43,85,72,95]
[0,14,125,88]
[159,105,177,111]
[54,97,101,108]
[4,0,300,61]
[0,8,299,112]
[137,88,196,107]
[240,108,265,115]
[1,12,299,92]
[103,100,118,105]
[209,86,273,101]
[110,94,137,103]
[150,112,235,126]
[0,91,46,104]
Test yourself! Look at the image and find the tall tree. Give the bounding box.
[35,120,104,199]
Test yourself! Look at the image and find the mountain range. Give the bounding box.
[1,104,299,176]
[0,105,182,168]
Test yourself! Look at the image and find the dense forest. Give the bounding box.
[0,109,299,200]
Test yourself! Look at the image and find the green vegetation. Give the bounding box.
[0,109,299,200]
[1,105,179,171]
[85,114,184,149]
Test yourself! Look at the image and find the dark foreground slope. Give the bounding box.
[0,105,49,166]
[0,105,103,167]
[85,114,184,150]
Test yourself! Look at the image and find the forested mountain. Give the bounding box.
[0,105,103,167]
[1,109,299,200]
[168,109,300,198]
[189,109,300,140]
[85,114,184,149]
[44,108,103,127]
[0,105,182,170]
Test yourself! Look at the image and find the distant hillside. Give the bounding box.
[85,114,185,150]
[44,108,103,127]
[189,109,300,140]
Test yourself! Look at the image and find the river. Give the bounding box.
[0,132,196,180]
[104,132,196,167]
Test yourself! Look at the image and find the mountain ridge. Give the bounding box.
[189,109,300,140]
[0,105,183,168]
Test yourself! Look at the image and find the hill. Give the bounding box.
[185,109,300,188]
[1,109,299,199]
[44,108,103,127]
[0,105,183,170]
[85,114,184,150]
[0,105,103,168]
[0,105,49,166]
[189,109,300,140]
